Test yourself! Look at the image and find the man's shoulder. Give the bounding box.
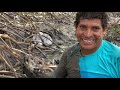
[103,40,120,57]
[68,42,80,49]
[104,40,120,48]
[67,42,80,53]
[64,42,80,60]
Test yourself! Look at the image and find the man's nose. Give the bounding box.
[84,29,92,37]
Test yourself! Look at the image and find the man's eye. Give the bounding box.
[92,27,99,32]
[79,26,86,30]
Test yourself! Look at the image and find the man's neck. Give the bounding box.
[81,48,98,56]
[81,44,102,56]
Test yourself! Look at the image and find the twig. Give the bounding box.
[24,34,34,42]
[0,70,15,76]
[35,46,47,58]
[0,27,24,40]
[0,45,28,59]
[0,75,15,78]
[0,52,18,78]
[0,37,9,47]
[8,39,13,48]
[0,34,30,45]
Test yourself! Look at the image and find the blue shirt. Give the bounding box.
[79,40,120,78]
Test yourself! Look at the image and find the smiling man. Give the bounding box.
[35,12,120,78]
[75,18,105,55]
[74,12,118,78]
[50,12,120,78]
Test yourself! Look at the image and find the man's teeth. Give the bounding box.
[83,39,93,43]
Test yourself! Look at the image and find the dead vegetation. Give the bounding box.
[0,12,76,78]
[0,12,120,78]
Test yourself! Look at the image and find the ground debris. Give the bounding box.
[0,12,119,78]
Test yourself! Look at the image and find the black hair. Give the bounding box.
[74,12,108,30]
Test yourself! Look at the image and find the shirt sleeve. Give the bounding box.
[53,49,68,78]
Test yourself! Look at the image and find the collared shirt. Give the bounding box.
[79,40,120,78]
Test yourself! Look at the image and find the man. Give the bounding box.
[29,12,119,78]
[50,12,120,78]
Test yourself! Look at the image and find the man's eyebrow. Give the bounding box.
[79,24,87,26]
[91,25,101,28]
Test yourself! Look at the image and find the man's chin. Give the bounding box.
[81,45,94,50]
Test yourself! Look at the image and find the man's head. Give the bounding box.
[74,12,108,55]
[74,12,108,30]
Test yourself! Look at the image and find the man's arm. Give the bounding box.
[53,49,68,78]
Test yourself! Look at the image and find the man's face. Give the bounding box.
[75,19,106,51]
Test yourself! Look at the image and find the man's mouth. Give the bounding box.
[82,39,95,45]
